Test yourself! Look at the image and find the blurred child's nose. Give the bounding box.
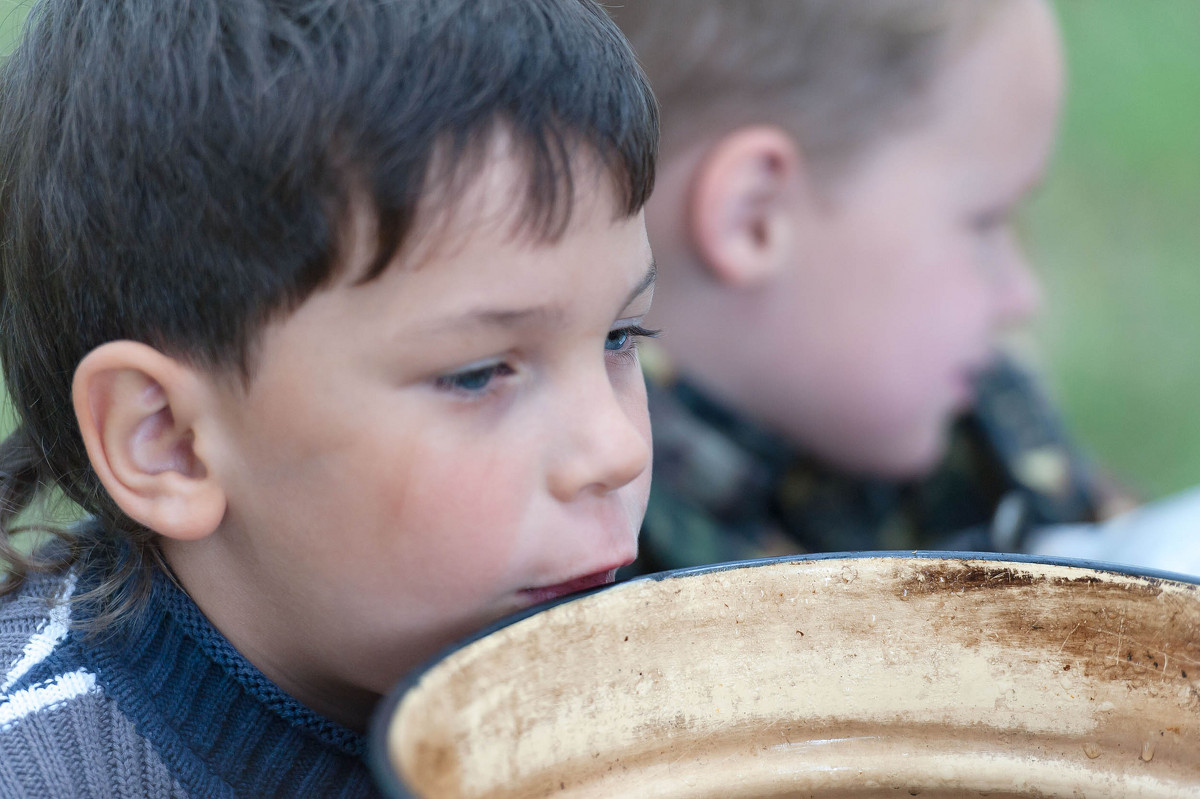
[993,241,1044,326]
[547,371,651,502]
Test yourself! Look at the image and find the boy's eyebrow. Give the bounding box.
[420,306,563,339]
[428,259,656,334]
[624,258,657,307]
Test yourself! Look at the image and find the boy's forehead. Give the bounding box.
[339,133,631,283]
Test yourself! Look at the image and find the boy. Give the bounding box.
[0,0,657,795]
[610,0,1117,572]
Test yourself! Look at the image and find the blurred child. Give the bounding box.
[612,0,1115,572]
[0,0,657,794]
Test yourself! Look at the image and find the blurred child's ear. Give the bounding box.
[686,126,801,287]
[73,341,226,541]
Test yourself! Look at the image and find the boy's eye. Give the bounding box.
[606,324,660,353]
[605,328,630,351]
[435,363,513,394]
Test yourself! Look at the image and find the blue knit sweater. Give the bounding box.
[0,565,381,798]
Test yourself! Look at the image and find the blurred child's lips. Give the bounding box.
[519,566,623,605]
[951,363,986,407]
[951,370,974,403]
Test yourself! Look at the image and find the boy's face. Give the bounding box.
[760,0,1063,476]
[189,154,655,716]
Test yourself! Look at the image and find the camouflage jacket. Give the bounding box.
[628,353,1108,576]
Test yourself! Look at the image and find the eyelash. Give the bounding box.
[434,325,661,398]
[434,361,515,396]
[605,324,660,365]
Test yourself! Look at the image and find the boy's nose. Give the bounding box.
[547,377,651,502]
[994,245,1043,327]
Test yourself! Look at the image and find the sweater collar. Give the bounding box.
[76,563,380,798]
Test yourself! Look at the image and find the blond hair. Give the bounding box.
[612,0,1007,179]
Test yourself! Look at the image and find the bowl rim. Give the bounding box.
[367,549,1200,798]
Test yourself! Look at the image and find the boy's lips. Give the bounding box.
[950,369,978,408]
[951,361,990,408]
[519,567,621,606]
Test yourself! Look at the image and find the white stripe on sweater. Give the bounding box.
[1,572,78,693]
[0,669,98,730]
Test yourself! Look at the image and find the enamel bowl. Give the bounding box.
[370,553,1200,798]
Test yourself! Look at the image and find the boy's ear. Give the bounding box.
[72,341,226,541]
[686,126,802,288]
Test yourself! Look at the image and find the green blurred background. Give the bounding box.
[0,0,1198,501]
[1026,0,1200,499]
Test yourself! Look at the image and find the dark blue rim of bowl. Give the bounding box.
[367,549,1200,798]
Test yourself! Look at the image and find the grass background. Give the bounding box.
[0,0,1198,501]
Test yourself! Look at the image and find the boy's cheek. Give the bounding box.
[377,444,535,567]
